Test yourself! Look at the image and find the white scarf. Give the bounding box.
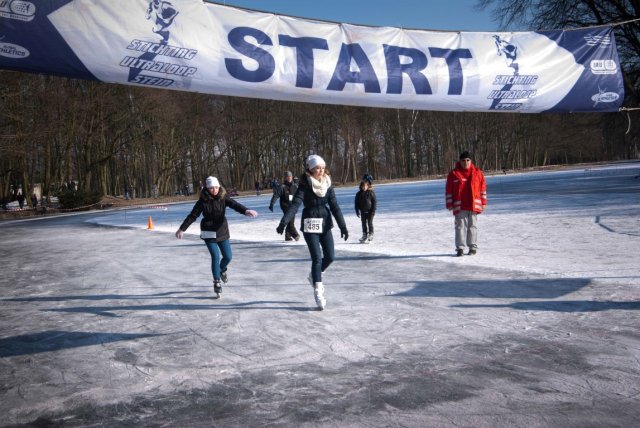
[308,174,331,197]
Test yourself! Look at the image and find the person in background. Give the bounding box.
[175,176,258,298]
[445,151,487,257]
[354,179,377,243]
[16,192,25,209]
[31,193,38,209]
[269,171,300,241]
[276,155,348,310]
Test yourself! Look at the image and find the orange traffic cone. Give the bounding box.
[147,216,154,230]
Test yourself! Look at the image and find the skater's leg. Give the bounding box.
[205,240,222,281]
[303,233,323,283]
[366,212,374,235]
[361,215,368,236]
[466,212,478,250]
[319,230,335,273]
[217,239,232,274]
[286,216,299,240]
[454,211,468,250]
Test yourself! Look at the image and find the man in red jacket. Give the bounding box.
[445,151,487,256]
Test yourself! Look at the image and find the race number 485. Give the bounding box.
[303,218,323,234]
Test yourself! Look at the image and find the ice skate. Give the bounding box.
[367,232,374,242]
[313,282,326,310]
[359,234,368,243]
[220,270,228,283]
[213,280,222,298]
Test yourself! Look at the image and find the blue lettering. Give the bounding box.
[327,43,381,93]
[428,48,472,95]
[383,45,432,95]
[225,27,275,83]
[223,27,475,98]
[278,35,329,88]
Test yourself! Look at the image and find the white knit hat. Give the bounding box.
[306,154,326,170]
[205,176,220,188]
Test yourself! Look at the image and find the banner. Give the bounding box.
[0,0,625,113]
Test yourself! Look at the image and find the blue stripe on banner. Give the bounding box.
[540,27,624,113]
[0,0,95,80]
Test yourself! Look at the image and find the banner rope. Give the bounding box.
[619,107,640,135]
[611,17,640,27]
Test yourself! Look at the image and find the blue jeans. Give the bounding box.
[303,230,335,283]
[205,239,232,281]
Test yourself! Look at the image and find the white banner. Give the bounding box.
[0,0,625,112]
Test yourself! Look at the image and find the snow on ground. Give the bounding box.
[88,162,640,285]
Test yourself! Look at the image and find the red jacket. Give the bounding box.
[445,162,487,215]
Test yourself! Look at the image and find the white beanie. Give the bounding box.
[306,154,326,170]
[205,176,220,188]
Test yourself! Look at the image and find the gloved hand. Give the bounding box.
[268,205,273,212]
[276,223,285,234]
[341,229,349,241]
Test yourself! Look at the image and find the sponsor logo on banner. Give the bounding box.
[120,1,199,88]
[488,35,539,111]
[584,35,611,47]
[590,59,617,75]
[591,88,619,106]
[0,38,29,58]
[0,0,36,22]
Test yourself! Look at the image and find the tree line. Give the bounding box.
[1,0,638,204]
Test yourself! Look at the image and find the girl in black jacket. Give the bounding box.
[277,155,348,310]
[354,180,377,243]
[176,176,257,298]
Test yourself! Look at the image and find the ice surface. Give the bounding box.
[1,162,639,426]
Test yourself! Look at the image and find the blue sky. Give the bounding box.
[211,0,500,32]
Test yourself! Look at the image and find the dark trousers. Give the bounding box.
[360,212,374,235]
[281,206,299,240]
[303,230,335,283]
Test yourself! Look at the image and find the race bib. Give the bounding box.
[200,231,217,239]
[289,195,293,201]
[303,218,323,234]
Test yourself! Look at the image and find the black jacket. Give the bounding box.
[179,187,248,242]
[269,180,297,211]
[281,173,347,234]
[355,189,377,215]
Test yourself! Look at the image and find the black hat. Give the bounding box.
[459,151,472,160]
[285,171,293,177]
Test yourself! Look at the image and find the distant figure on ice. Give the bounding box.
[31,193,38,209]
[175,176,258,298]
[269,171,300,242]
[276,155,348,310]
[445,151,487,257]
[16,192,25,209]
[354,179,377,243]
